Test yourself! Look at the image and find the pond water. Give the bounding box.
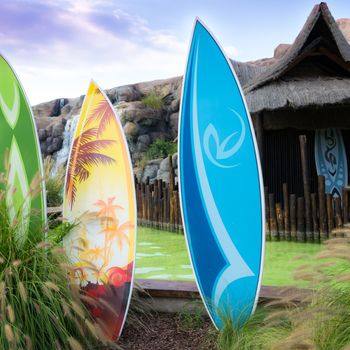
[135,227,323,287]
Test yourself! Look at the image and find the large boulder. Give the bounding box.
[141,159,162,183]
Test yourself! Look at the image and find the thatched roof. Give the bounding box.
[246,77,350,113]
[234,2,350,114]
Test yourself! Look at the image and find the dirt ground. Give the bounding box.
[118,312,217,350]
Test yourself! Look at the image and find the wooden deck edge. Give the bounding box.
[135,279,311,305]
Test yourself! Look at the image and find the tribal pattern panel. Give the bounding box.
[315,128,348,198]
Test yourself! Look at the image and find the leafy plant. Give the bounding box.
[141,92,164,109]
[44,156,65,207]
[145,139,177,160]
[176,299,205,332]
[0,188,112,349]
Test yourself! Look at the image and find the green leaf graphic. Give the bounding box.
[6,136,31,244]
[0,79,20,129]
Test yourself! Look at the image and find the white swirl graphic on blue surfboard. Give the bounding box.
[203,109,246,168]
[191,43,254,309]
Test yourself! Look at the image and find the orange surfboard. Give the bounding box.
[63,80,136,339]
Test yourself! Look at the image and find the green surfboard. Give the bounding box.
[0,55,46,243]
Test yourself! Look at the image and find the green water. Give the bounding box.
[135,227,323,287]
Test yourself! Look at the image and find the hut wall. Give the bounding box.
[263,128,318,202]
[261,107,350,202]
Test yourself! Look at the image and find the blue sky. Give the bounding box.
[0,0,349,104]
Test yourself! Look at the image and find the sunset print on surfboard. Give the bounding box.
[0,55,46,244]
[63,80,136,340]
[179,20,265,329]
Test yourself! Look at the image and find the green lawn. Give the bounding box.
[135,226,323,287]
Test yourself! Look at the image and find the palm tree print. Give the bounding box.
[94,197,133,266]
[66,127,116,208]
[86,94,114,136]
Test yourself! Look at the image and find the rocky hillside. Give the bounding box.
[32,17,350,184]
[33,77,181,161]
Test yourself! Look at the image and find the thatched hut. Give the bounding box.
[233,2,350,203]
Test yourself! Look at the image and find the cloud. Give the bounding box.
[0,0,187,104]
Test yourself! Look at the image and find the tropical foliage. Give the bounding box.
[141,92,164,109]
[146,139,177,160]
[65,127,115,208]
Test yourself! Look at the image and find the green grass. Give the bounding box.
[135,227,323,286]
[141,92,164,109]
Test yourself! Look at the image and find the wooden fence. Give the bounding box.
[136,136,350,242]
[135,155,183,232]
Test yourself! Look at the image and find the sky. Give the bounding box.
[0,0,349,104]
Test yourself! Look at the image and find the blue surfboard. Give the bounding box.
[178,19,265,329]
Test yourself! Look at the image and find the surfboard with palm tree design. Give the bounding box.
[63,80,136,340]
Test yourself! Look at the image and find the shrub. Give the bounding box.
[44,157,65,207]
[145,139,177,160]
[141,92,164,109]
[0,182,110,349]
[216,238,350,350]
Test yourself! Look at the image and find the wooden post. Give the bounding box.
[276,203,284,240]
[158,180,163,229]
[326,194,334,235]
[254,113,264,164]
[334,197,343,228]
[269,194,278,241]
[311,193,319,242]
[299,135,312,239]
[318,176,327,241]
[290,194,297,241]
[283,183,290,241]
[342,187,349,225]
[141,182,146,225]
[297,197,305,242]
[265,187,271,240]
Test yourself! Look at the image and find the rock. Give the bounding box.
[40,143,47,154]
[170,98,180,112]
[274,44,291,59]
[172,153,178,168]
[138,134,151,146]
[124,121,139,139]
[149,132,170,142]
[159,156,171,172]
[157,170,170,183]
[52,122,65,138]
[119,101,164,126]
[46,136,53,144]
[108,85,141,103]
[38,129,47,141]
[169,113,179,139]
[51,137,63,152]
[136,134,151,153]
[337,18,350,43]
[141,159,162,183]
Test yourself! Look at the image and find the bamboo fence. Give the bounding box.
[136,136,350,242]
